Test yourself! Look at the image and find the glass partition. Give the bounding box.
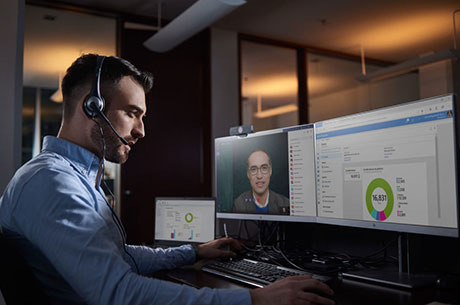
[23,4,119,211]
[241,41,299,131]
[307,53,420,122]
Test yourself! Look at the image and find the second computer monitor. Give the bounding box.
[315,94,458,237]
[215,124,317,222]
[215,94,458,237]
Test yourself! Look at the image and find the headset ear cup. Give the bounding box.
[83,95,104,118]
[84,55,106,119]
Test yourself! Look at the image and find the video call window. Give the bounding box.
[215,125,316,218]
[217,132,290,215]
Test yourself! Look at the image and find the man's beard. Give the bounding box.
[90,122,128,164]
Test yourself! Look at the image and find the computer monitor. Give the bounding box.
[215,124,317,222]
[315,94,459,237]
[154,198,216,246]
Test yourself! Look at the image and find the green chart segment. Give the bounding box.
[185,212,194,223]
[365,178,394,221]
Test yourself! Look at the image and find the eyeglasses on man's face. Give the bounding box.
[248,164,270,176]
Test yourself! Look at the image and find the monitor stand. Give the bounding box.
[341,233,437,289]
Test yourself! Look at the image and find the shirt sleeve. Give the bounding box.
[10,167,252,305]
[124,244,196,274]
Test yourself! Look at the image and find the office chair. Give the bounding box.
[0,232,49,305]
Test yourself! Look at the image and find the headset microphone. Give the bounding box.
[87,102,129,146]
[82,56,138,273]
[83,56,129,146]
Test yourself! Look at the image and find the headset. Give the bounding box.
[83,55,128,145]
[83,55,139,273]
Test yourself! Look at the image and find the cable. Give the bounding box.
[265,222,280,246]
[243,220,260,242]
[273,246,307,271]
[237,220,243,240]
[239,219,399,275]
[362,236,398,259]
[257,221,264,248]
[92,118,140,274]
[350,236,398,268]
[254,222,286,266]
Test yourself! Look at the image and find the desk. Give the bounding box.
[153,263,460,305]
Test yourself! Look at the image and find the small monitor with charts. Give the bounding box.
[154,198,216,246]
[315,94,458,237]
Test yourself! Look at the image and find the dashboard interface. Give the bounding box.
[155,198,216,243]
[315,95,457,234]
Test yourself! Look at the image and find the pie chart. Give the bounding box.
[365,178,394,221]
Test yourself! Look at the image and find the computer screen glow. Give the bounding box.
[155,198,216,243]
[215,124,317,222]
[215,94,458,237]
[315,95,458,236]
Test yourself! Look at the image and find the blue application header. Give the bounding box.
[284,124,314,132]
[316,111,452,139]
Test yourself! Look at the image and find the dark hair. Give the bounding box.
[61,54,153,121]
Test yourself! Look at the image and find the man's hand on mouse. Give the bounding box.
[195,237,242,260]
[250,275,335,305]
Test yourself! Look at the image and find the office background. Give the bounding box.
[2,0,460,303]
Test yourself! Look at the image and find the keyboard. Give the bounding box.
[202,258,333,288]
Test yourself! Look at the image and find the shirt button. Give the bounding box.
[82,169,87,175]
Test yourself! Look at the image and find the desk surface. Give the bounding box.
[154,263,460,305]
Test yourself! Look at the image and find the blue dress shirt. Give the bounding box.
[0,136,251,305]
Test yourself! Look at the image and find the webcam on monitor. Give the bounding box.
[229,125,253,137]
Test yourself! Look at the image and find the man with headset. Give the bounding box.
[0,54,334,305]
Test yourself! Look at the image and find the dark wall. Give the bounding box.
[119,28,212,245]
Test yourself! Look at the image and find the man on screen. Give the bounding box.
[233,149,290,214]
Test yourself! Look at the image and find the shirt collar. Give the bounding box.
[252,190,270,208]
[41,136,102,186]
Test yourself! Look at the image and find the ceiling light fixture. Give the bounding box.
[357,9,460,82]
[254,95,298,119]
[356,48,460,82]
[254,104,298,119]
[143,0,246,52]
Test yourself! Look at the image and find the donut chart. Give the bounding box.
[185,212,194,223]
[365,178,394,221]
